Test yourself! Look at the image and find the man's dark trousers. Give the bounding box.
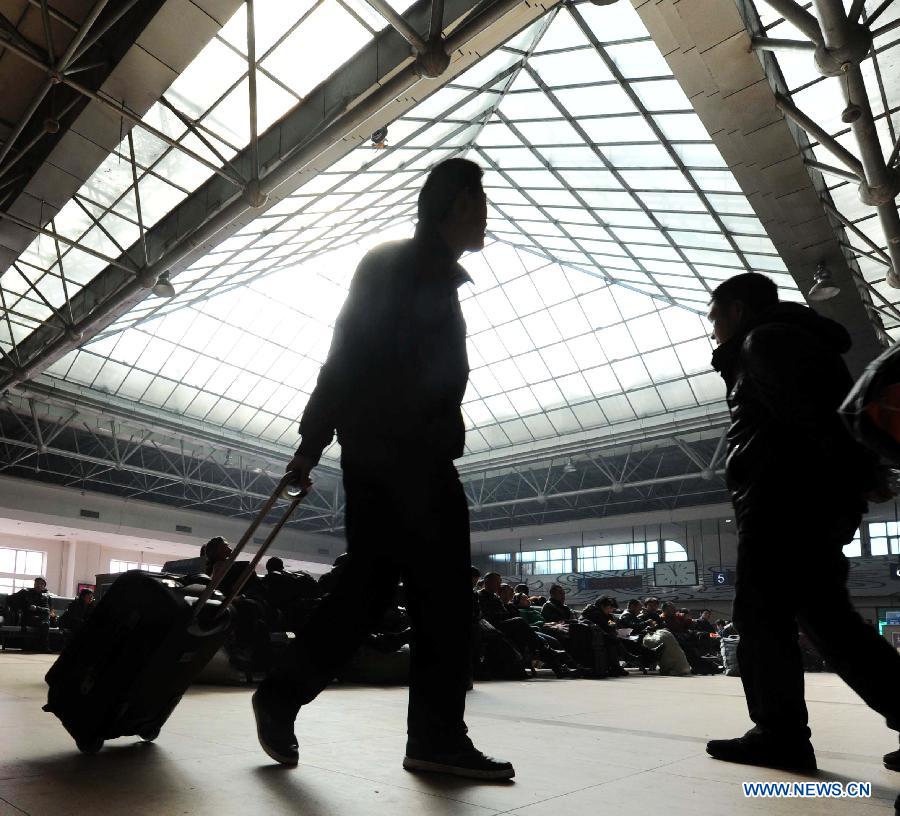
[275,456,472,749]
[733,513,900,741]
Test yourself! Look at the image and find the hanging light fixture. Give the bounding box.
[563,458,577,474]
[152,272,176,298]
[808,262,841,302]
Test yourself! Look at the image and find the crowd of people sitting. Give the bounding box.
[2,542,737,684]
[471,569,726,680]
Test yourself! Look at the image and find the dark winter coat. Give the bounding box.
[297,226,471,466]
[711,302,877,531]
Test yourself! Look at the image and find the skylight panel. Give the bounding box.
[261,2,371,98]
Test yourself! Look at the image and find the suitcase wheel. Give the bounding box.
[76,737,104,754]
[138,728,160,742]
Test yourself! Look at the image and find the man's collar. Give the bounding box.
[413,224,473,288]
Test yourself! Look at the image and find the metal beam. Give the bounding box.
[775,92,865,178]
[361,0,427,52]
[763,0,824,43]
[750,35,816,52]
[1,0,550,390]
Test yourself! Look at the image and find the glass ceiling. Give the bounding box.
[17,1,806,462]
[752,0,900,336]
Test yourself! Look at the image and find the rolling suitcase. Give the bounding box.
[43,475,307,753]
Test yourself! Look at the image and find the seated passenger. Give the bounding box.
[8,577,52,650]
[261,557,319,607]
[541,585,572,623]
[660,602,694,636]
[694,609,716,634]
[59,588,95,638]
[638,597,662,625]
[514,593,543,627]
[478,573,572,677]
[618,599,645,631]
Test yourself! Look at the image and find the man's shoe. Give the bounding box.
[884,747,900,771]
[252,686,300,767]
[403,745,515,780]
[706,735,817,772]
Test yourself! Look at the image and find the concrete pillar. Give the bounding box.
[62,539,77,597]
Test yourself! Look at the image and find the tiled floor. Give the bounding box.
[0,653,897,815]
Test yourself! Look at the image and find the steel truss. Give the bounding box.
[0,389,730,533]
[750,0,900,288]
[0,0,551,390]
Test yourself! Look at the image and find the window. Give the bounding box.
[488,553,511,562]
[843,529,862,558]
[0,547,47,594]
[109,559,163,574]
[664,540,688,562]
[868,523,900,557]
[578,540,660,572]
[518,548,570,575]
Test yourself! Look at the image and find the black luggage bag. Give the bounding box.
[567,620,609,678]
[43,475,306,753]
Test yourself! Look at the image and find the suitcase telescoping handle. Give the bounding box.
[192,473,308,620]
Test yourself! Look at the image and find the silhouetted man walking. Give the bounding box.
[704,272,900,774]
[252,158,514,780]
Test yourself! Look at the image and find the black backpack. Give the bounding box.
[840,342,900,465]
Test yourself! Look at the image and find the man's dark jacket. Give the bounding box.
[541,598,572,623]
[297,227,470,465]
[711,302,876,531]
[9,587,50,624]
[477,589,516,627]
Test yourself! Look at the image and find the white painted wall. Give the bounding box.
[0,474,341,595]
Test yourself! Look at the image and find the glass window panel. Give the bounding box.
[584,365,621,398]
[656,379,697,410]
[522,311,562,345]
[598,394,635,422]
[532,379,565,409]
[566,332,607,369]
[606,41,673,78]
[597,324,638,360]
[540,342,580,376]
[870,537,888,556]
[24,551,44,575]
[576,2,651,41]
[580,115,657,144]
[632,79,692,111]
[664,541,688,561]
[571,400,607,428]
[642,347,682,381]
[262,3,371,98]
[612,357,652,389]
[629,387,665,416]
[842,532,862,558]
[507,386,541,414]
[529,49,614,86]
[523,413,558,438]
[516,351,552,383]
[689,372,725,403]
[553,84,635,117]
[628,313,670,352]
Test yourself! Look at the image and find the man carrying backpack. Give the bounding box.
[704,272,900,774]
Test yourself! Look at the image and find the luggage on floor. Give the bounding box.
[475,620,527,680]
[567,620,608,678]
[720,635,740,676]
[43,475,307,753]
[643,629,691,676]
